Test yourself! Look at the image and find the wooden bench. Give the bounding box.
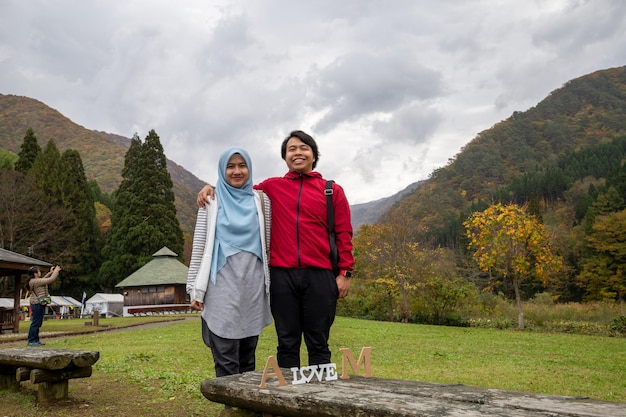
[0,348,99,403]
[0,308,15,334]
[127,304,191,315]
[200,368,626,417]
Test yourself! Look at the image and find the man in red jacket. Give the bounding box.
[198,130,354,368]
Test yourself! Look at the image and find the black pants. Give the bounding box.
[207,329,259,377]
[270,268,338,368]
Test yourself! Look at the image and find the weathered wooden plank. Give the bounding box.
[15,366,31,382]
[200,369,626,417]
[37,380,68,403]
[29,366,92,384]
[0,348,70,370]
[0,348,99,370]
[0,372,19,391]
[69,351,100,368]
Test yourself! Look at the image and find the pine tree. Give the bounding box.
[88,179,113,208]
[593,186,624,216]
[99,135,141,290]
[136,129,184,258]
[25,140,69,261]
[56,149,103,296]
[29,140,63,201]
[0,170,64,253]
[578,209,626,301]
[6,135,103,297]
[99,130,183,290]
[15,127,41,173]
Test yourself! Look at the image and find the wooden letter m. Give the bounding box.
[339,347,372,380]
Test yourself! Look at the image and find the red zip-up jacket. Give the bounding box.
[255,170,354,272]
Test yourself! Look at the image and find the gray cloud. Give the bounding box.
[311,52,442,133]
[1,0,625,204]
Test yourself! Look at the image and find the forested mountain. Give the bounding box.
[0,94,206,242]
[383,66,626,243]
[377,65,626,302]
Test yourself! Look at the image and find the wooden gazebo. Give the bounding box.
[0,248,52,333]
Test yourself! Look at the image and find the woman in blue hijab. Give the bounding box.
[186,147,272,386]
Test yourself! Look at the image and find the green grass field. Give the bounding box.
[0,315,624,416]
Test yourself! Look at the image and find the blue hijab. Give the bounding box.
[210,147,262,284]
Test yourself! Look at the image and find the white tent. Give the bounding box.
[0,298,29,308]
[84,293,124,318]
[50,295,82,307]
[0,298,14,309]
[49,295,82,318]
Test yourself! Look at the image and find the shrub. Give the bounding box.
[530,292,555,306]
[468,317,516,329]
[609,314,626,337]
[539,320,608,336]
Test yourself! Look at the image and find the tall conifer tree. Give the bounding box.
[99,131,183,290]
[27,142,103,284]
[30,140,63,201]
[26,140,69,262]
[56,149,103,296]
[136,130,184,258]
[15,127,41,173]
[99,135,142,290]
[0,170,65,254]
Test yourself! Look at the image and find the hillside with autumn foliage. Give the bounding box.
[0,94,206,241]
[383,66,626,245]
[367,65,626,305]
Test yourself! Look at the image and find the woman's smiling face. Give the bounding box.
[225,153,249,188]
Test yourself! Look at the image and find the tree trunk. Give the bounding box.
[513,276,524,330]
[400,287,409,324]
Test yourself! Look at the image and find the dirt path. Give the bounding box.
[0,316,199,344]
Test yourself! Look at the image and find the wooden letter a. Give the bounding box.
[259,356,288,389]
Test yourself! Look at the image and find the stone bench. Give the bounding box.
[200,368,626,417]
[0,347,99,403]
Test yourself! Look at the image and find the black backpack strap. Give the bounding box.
[325,180,334,231]
[326,180,339,275]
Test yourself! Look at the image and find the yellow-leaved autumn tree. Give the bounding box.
[354,222,462,323]
[464,203,562,330]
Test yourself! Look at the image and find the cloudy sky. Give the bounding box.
[1,1,625,204]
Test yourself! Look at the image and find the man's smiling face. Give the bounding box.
[284,136,315,174]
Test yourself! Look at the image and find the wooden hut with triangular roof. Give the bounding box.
[115,247,189,314]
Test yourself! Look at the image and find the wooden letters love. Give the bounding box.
[258,347,372,389]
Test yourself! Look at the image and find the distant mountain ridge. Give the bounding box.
[350,181,423,230]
